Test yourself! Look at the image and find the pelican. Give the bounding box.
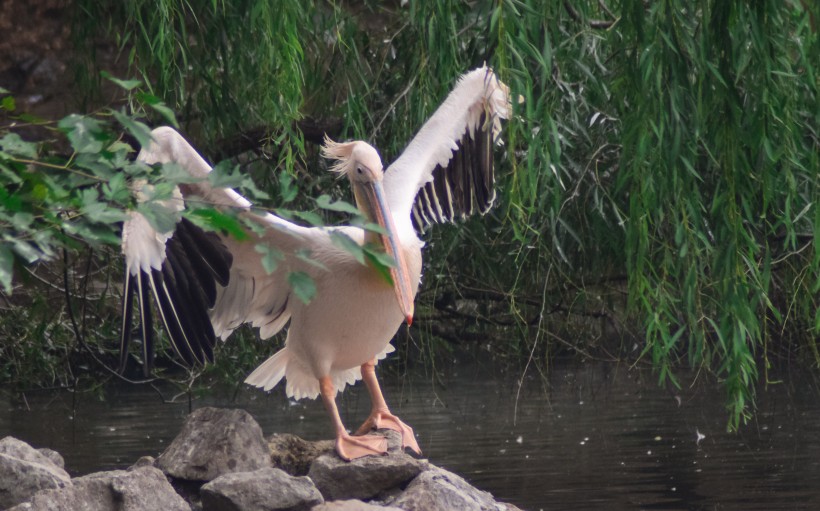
[120,67,511,460]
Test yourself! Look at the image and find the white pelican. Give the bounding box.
[120,67,511,460]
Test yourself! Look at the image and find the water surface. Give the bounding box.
[2,354,819,510]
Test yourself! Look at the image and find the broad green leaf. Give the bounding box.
[292,210,323,227]
[208,161,244,188]
[288,271,316,304]
[137,201,181,234]
[1,95,15,112]
[111,110,153,149]
[316,194,361,215]
[363,248,394,285]
[295,248,327,270]
[58,114,105,153]
[161,162,204,184]
[279,172,297,203]
[0,133,37,159]
[240,177,270,201]
[148,102,179,128]
[254,243,284,274]
[329,231,365,264]
[188,208,249,241]
[101,71,142,91]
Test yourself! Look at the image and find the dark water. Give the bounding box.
[2,354,819,510]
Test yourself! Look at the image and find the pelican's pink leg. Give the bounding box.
[354,359,422,455]
[319,376,387,461]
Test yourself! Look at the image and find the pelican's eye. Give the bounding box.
[356,166,364,175]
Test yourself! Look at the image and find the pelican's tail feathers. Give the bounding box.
[244,348,289,392]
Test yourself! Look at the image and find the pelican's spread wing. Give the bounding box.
[120,127,309,375]
[383,67,512,235]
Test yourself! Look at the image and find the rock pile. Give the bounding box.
[2,407,521,511]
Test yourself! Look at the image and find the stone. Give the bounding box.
[0,437,72,509]
[307,446,425,501]
[387,466,508,511]
[157,407,271,481]
[35,448,65,470]
[7,465,189,511]
[311,500,404,511]
[267,433,333,476]
[201,467,322,511]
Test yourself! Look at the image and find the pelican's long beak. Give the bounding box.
[357,180,415,325]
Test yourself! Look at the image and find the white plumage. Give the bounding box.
[120,67,511,460]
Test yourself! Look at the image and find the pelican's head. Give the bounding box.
[322,138,414,325]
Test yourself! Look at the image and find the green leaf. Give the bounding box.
[288,271,316,304]
[0,243,14,293]
[161,162,204,184]
[292,210,324,227]
[58,114,105,153]
[316,194,361,215]
[136,92,180,128]
[188,208,249,241]
[295,248,327,270]
[254,243,284,274]
[111,110,153,149]
[101,71,142,91]
[0,133,37,158]
[279,172,297,203]
[363,248,394,285]
[208,161,244,188]
[1,95,15,112]
[329,231,365,264]
[137,201,181,234]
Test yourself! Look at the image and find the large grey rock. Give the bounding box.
[7,465,188,511]
[157,407,271,481]
[201,467,322,511]
[0,437,72,509]
[387,466,508,511]
[35,448,65,470]
[311,501,404,511]
[267,433,333,476]
[307,447,425,501]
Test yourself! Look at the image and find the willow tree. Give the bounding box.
[1,0,817,427]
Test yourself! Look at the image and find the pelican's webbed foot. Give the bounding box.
[355,410,421,456]
[336,432,388,461]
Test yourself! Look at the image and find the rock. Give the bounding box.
[387,466,508,511]
[36,448,65,470]
[201,467,322,511]
[0,437,72,509]
[308,446,425,501]
[7,465,189,511]
[157,407,271,481]
[267,433,333,476]
[311,500,404,511]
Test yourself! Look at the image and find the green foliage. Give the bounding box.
[3,0,818,429]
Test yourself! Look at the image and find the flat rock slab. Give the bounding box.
[201,466,322,511]
[0,437,72,509]
[157,407,271,481]
[312,500,404,511]
[7,465,188,511]
[308,448,426,501]
[267,433,333,476]
[387,466,508,511]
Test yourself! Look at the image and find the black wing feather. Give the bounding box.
[120,218,232,374]
[411,111,498,232]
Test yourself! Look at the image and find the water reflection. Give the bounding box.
[1,354,819,510]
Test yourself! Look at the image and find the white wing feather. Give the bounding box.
[383,66,511,236]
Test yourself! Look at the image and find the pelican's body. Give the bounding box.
[120,67,510,459]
